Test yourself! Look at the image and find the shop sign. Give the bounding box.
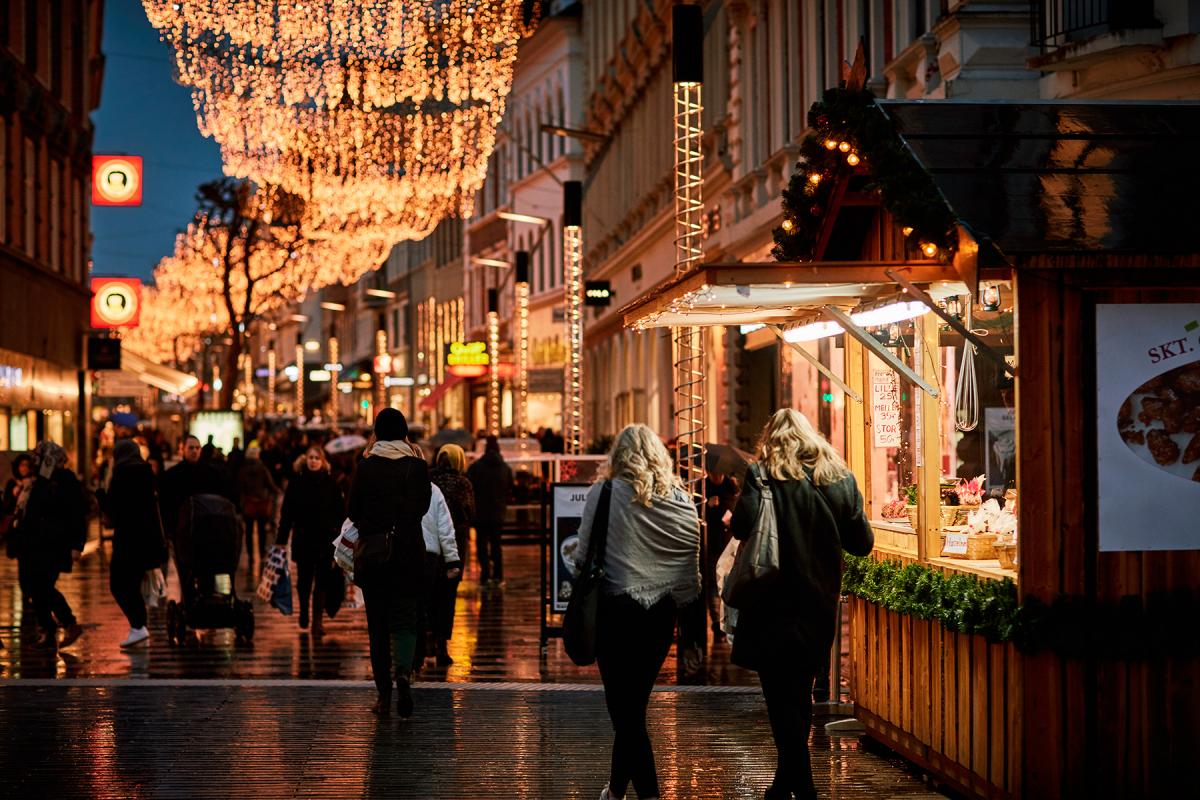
[446,341,489,378]
[1095,304,1200,551]
[92,155,143,206]
[0,365,24,389]
[584,281,612,307]
[91,278,143,329]
[550,484,589,613]
[871,368,902,448]
[942,532,969,556]
[373,353,392,374]
[95,370,145,398]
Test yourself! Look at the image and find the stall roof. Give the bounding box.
[880,100,1200,256]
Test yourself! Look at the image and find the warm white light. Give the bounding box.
[739,323,765,334]
[309,369,332,382]
[290,314,309,322]
[515,279,530,449]
[563,224,584,455]
[487,310,501,437]
[474,257,512,269]
[781,301,929,343]
[304,340,321,352]
[498,211,550,225]
[320,301,346,311]
[366,288,396,299]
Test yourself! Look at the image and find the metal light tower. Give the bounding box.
[267,348,276,413]
[294,334,304,420]
[487,288,501,437]
[562,180,584,455]
[515,251,531,450]
[672,4,706,509]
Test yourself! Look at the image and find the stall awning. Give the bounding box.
[121,351,200,396]
[419,373,465,410]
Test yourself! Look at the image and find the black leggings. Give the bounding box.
[19,559,76,632]
[110,554,146,629]
[475,521,503,581]
[758,664,817,799]
[596,593,676,800]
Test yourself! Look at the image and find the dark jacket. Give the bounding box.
[237,459,278,501]
[431,466,475,554]
[277,467,344,564]
[467,451,513,526]
[102,461,168,571]
[16,467,88,572]
[160,460,231,536]
[348,453,432,594]
[729,464,873,672]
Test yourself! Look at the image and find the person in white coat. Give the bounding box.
[417,484,462,670]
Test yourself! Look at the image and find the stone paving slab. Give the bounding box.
[0,683,948,799]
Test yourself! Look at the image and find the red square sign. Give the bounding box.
[91,277,142,329]
[92,155,143,207]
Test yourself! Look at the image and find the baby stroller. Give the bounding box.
[166,493,255,645]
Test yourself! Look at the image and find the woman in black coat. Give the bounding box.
[276,445,344,635]
[729,409,874,800]
[348,409,432,717]
[102,439,168,649]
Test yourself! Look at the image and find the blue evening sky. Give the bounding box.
[90,0,224,280]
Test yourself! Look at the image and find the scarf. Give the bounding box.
[33,441,68,479]
[369,440,420,461]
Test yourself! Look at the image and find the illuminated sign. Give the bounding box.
[308,369,332,382]
[584,281,612,307]
[373,353,393,374]
[446,341,489,378]
[91,278,142,328]
[92,155,143,206]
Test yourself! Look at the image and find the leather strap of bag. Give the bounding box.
[582,481,613,573]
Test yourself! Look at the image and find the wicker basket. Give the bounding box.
[905,505,919,530]
[995,543,1018,570]
[939,531,998,560]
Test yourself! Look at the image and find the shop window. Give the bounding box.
[0,407,9,450]
[10,411,28,452]
[45,410,64,445]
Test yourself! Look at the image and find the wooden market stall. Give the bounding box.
[621,92,1200,798]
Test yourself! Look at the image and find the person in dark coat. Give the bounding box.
[101,439,168,649]
[159,434,230,537]
[466,435,512,585]
[14,442,88,650]
[430,444,475,666]
[348,408,432,717]
[238,447,280,561]
[276,444,343,635]
[3,453,35,609]
[729,409,874,800]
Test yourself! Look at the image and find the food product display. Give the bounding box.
[880,499,909,520]
[1118,359,1200,482]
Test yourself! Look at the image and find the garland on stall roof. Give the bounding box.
[771,87,958,263]
[842,555,1200,659]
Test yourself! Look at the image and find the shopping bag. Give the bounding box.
[332,518,357,579]
[141,568,166,609]
[721,465,780,609]
[563,482,612,666]
[271,560,293,616]
[714,537,739,636]
[256,544,288,601]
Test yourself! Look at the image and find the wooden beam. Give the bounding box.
[821,305,940,398]
[767,324,863,403]
[915,313,943,563]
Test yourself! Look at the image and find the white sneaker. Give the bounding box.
[120,627,150,649]
[600,786,623,800]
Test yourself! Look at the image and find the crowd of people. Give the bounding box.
[1,405,873,800]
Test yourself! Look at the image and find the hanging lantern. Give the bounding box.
[981,284,1002,312]
[944,295,963,321]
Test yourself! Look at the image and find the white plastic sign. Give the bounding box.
[942,533,969,556]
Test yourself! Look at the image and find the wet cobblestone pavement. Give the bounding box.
[0,683,947,799]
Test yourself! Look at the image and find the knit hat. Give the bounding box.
[374,407,409,442]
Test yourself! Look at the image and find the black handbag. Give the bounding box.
[353,529,394,588]
[721,464,781,609]
[562,481,613,667]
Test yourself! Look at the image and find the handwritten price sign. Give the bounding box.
[872,369,902,448]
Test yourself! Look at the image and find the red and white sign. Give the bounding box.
[91,277,143,328]
[871,368,902,448]
[92,155,143,206]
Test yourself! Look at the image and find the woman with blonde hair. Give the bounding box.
[730,408,874,800]
[427,444,474,666]
[573,424,701,800]
[275,444,344,635]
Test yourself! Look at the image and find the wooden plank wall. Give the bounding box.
[1015,267,1200,798]
[849,595,1019,799]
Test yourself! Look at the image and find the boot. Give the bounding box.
[436,638,453,667]
[59,623,84,649]
[396,673,414,718]
[311,592,325,636]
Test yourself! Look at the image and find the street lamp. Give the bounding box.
[562,180,584,455]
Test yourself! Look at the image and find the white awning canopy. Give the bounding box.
[121,350,200,396]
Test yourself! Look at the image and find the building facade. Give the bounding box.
[0,0,105,468]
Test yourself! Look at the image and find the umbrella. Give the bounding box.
[110,411,139,428]
[430,428,475,451]
[325,434,368,455]
[703,443,753,480]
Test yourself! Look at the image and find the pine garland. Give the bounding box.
[771,87,958,262]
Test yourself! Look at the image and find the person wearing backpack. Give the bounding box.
[14,441,88,651]
[729,409,874,800]
[347,409,432,718]
[571,424,701,800]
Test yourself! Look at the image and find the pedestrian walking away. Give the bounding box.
[467,435,512,586]
[348,408,432,718]
[99,439,168,649]
[12,442,88,651]
[275,445,344,635]
[728,409,874,800]
[572,424,701,800]
[3,452,35,609]
[238,446,280,562]
[430,443,475,665]
[416,482,462,670]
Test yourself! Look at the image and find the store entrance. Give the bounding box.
[737,341,779,450]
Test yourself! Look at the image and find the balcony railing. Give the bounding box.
[1031,0,1158,51]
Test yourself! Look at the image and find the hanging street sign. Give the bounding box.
[584,281,613,307]
[92,155,143,206]
[446,341,489,378]
[91,277,143,328]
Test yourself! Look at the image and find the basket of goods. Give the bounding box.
[951,474,985,525]
[903,485,919,529]
[939,499,1013,560]
[995,537,1018,570]
[881,499,909,521]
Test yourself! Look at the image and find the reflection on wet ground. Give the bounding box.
[0,684,948,799]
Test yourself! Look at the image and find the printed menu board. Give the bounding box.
[871,369,902,448]
[1096,304,1200,551]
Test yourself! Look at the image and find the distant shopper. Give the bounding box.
[467,435,512,585]
[3,453,35,606]
[730,409,874,800]
[238,447,280,561]
[14,442,88,651]
[417,483,462,669]
[704,468,739,639]
[159,434,230,536]
[348,408,432,717]
[101,439,167,649]
[430,444,474,664]
[275,445,343,635]
[572,424,701,800]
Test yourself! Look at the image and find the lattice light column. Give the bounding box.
[328,335,340,421]
[672,4,706,512]
[487,288,501,437]
[294,336,304,419]
[267,348,276,413]
[241,351,254,416]
[515,251,531,451]
[562,181,584,455]
[375,329,389,416]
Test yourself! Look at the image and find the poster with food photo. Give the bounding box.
[1096,304,1200,551]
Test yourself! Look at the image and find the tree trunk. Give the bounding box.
[220,330,242,408]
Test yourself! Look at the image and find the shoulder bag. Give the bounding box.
[562,481,613,666]
[721,463,781,609]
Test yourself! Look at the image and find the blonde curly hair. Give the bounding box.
[756,408,849,485]
[600,424,682,507]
